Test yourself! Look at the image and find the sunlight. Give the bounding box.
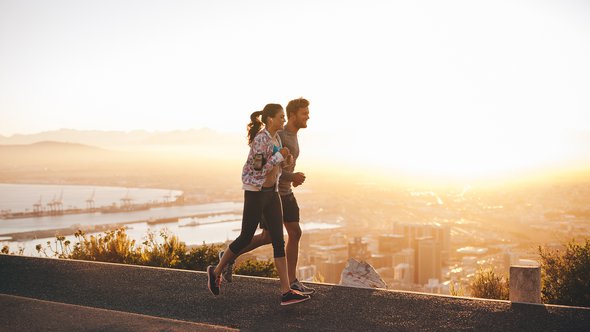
[301,121,584,182]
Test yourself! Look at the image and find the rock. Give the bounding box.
[339,258,387,289]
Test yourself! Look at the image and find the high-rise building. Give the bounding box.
[394,263,412,284]
[317,256,347,284]
[392,222,447,285]
[297,265,317,282]
[424,278,441,294]
[396,223,428,249]
[431,223,451,263]
[370,253,392,269]
[417,237,441,285]
[378,234,406,255]
[393,248,415,283]
[348,237,370,261]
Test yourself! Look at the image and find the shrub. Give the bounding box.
[470,267,509,300]
[33,228,280,278]
[234,258,278,278]
[184,242,224,271]
[449,281,465,297]
[140,229,188,269]
[312,271,325,283]
[70,228,141,264]
[539,238,590,307]
[1,244,25,256]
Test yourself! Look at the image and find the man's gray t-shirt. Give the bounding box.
[278,129,299,196]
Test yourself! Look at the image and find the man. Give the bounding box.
[219,97,314,295]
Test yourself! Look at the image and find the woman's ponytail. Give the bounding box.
[246,104,283,145]
[247,111,264,144]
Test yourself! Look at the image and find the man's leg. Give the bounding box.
[281,193,302,284]
[281,193,314,294]
[284,221,315,294]
[284,221,302,283]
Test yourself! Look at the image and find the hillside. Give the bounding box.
[0,128,240,148]
[0,141,120,168]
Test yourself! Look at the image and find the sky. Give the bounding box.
[1,0,589,179]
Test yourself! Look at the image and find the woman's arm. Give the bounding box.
[251,133,284,175]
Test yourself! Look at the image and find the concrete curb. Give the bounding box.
[1,254,589,331]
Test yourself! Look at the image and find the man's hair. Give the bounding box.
[286,98,309,118]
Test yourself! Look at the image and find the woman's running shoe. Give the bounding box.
[207,265,221,295]
[281,289,311,306]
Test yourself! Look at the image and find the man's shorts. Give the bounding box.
[260,192,300,229]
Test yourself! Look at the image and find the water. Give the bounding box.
[0,184,342,256]
[0,201,243,235]
[14,219,341,256]
[0,183,183,213]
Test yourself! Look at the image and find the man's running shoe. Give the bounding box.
[207,265,221,295]
[219,250,234,282]
[281,289,311,306]
[290,279,315,295]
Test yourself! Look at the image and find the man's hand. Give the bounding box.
[279,147,290,159]
[292,172,306,187]
[283,154,294,167]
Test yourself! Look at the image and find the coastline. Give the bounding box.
[0,210,242,241]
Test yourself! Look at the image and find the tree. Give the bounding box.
[539,239,590,307]
[470,267,509,300]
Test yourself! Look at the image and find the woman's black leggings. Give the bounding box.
[229,189,285,258]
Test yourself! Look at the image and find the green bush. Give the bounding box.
[35,227,215,269]
[449,281,465,297]
[70,229,141,264]
[140,229,188,269]
[33,228,274,278]
[539,239,590,307]
[234,258,278,278]
[470,267,509,300]
[184,242,224,271]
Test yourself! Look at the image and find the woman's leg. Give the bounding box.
[263,192,290,293]
[215,191,263,276]
[237,229,272,256]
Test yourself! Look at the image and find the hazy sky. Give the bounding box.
[1,0,589,177]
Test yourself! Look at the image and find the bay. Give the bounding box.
[0,183,183,213]
[0,183,342,256]
[0,201,242,235]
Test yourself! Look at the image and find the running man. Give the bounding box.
[220,97,314,295]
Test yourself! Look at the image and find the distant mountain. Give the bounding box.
[0,141,121,169]
[14,141,106,150]
[0,128,242,148]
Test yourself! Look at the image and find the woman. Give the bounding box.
[207,103,310,306]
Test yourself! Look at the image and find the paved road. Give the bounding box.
[1,254,589,331]
[0,294,235,332]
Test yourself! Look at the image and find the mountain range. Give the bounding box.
[0,128,242,148]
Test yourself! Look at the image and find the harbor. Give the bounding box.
[0,183,340,256]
